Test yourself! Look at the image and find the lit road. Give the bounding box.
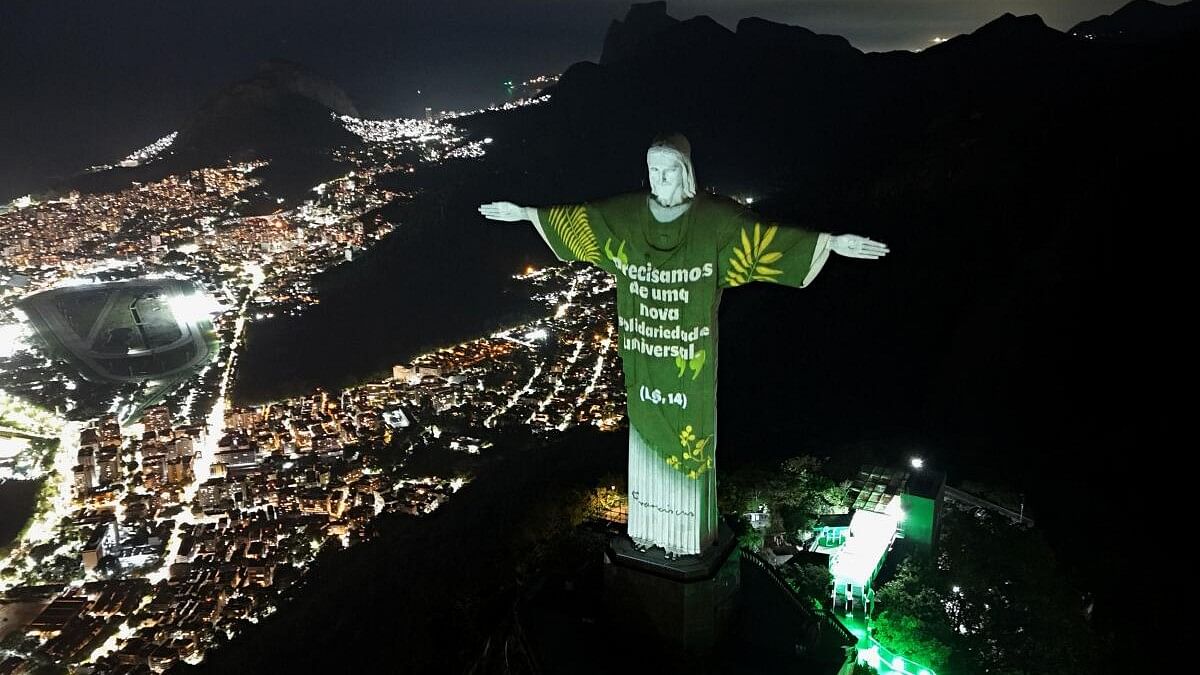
[142,263,263,588]
[87,265,264,663]
[484,363,541,429]
[577,329,613,406]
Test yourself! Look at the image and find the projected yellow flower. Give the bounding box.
[669,425,712,479]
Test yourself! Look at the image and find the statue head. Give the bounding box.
[646,133,696,207]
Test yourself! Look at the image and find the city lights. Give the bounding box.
[0,323,28,357]
[120,131,178,166]
[165,292,225,325]
[0,67,610,670]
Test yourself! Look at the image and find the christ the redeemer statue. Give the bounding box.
[480,134,888,558]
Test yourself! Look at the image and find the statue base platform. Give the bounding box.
[603,521,740,654]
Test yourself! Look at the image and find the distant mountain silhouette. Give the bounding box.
[735,17,860,58]
[175,58,360,163]
[923,12,1071,56]
[66,59,359,204]
[600,1,680,64]
[606,13,736,77]
[1069,0,1200,42]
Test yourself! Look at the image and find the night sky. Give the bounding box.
[0,1,1154,200]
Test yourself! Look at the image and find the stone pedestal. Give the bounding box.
[603,521,740,654]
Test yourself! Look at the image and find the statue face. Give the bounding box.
[647,151,685,207]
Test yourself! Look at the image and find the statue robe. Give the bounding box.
[536,192,831,555]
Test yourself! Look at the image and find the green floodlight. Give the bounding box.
[892,656,906,671]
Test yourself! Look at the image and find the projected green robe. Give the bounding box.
[537,192,830,554]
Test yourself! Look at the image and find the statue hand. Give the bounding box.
[832,234,889,259]
[478,201,529,222]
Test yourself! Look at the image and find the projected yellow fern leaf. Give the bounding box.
[726,223,783,286]
[546,205,600,264]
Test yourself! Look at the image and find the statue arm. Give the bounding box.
[802,232,834,287]
[717,204,888,288]
[479,200,612,269]
[718,214,830,289]
[830,234,889,259]
[478,201,555,252]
